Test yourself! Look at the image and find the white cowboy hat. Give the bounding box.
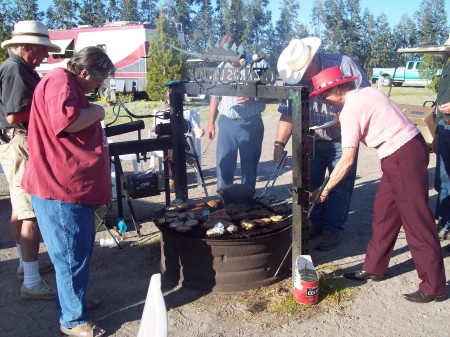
[1,20,61,53]
[277,37,321,85]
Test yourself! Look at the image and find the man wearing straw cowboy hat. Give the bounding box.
[0,20,61,300]
[309,66,446,303]
[274,37,370,251]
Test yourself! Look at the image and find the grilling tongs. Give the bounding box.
[307,176,330,219]
[259,150,288,198]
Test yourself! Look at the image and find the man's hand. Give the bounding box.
[439,102,450,114]
[206,123,215,141]
[237,96,252,105]
[311,187,328,204]
[273,143,288,166]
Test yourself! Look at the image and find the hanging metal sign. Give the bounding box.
[193,67,276,84]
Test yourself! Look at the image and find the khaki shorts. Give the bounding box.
[0,131,35,220]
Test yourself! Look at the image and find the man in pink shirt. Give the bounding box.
[22,46,114,336]
[309,66,446,303]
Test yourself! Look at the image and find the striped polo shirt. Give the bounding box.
[279,53,370,140]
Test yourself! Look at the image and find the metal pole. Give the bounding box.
[169,89,188,201]
[291,87,310,277]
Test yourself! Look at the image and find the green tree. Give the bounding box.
[165,0,194,40]
[320,0,345,52]
[273,0,303,60]
[243,0,272,56]
[106,0,121,22]
[216,0,233,38]
[139,0,158,23]
[0,0,14,63]
[310,0,326,41]
[414,0,448,45]
[227,0,246,43]
[120,0,140,21]
[358,9,377,75]
[10,0,44,22]
[46,0,78,29]
[145,12,186,101]
[393,14,418,50]
[79,0,106,27]
[190,0,215,51]
[367,14,397,69]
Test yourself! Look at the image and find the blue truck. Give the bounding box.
[371,60,441,87]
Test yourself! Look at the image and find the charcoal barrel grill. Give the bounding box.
[162,71,310,292]
[157,212,292,292]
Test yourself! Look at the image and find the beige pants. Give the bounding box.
[0,131,35,219]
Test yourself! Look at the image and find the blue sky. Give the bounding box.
[37,0,450,31]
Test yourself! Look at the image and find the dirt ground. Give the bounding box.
[1,114,450,337]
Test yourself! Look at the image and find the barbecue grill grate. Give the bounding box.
[153,205,292,241]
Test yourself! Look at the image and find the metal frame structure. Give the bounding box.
[166,79,311,272]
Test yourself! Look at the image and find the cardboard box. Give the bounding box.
[397,104,436,144]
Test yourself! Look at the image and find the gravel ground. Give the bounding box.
[0,113,449,337]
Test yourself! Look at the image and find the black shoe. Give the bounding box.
[402,290,446,303]
[308,225,323,239]
[315,234,340,251]
[343,270,384,282]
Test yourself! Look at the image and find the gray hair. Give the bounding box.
[67,46,115,78]
[7,44,27,56]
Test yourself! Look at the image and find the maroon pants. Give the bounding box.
[363,134,446,295]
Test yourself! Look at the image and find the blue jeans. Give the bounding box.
[310,139,358,235]
[31,195,95,329]
[434,122,450,226]
[216,114,264,190]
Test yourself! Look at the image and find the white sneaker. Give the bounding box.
[20,279,56,301]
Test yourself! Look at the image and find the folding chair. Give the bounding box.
[103,120,147,237]
[95,204,121,249]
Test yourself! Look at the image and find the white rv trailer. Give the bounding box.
[36,21,156,96]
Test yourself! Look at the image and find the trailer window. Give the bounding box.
[407,62,415,70]
[50,39,74,59]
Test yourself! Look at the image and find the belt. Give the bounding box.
[0,127,27,143]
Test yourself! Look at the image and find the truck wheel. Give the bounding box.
[382,77,392,87]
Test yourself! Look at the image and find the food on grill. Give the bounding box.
[254,218,271,226]
[175,223,192,232]
[268,203,291,214]
[192,201,207,208]
[167,199,189,211]
[185,219,199,227]
[186,208,210,221]
[226,224,239,233]
[208,209,232,221]
[206,199,222,209]
[245,208,274,220]
[270,215,283,222]
[240,220,256,230]
[201,220,217,229]
[154,196,291,239]
[165,211,179,218]
[158,216,178,224]
[206,222,226,237]
[225,203,252,214]
[169,221,185,230]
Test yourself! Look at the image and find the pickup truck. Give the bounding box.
[371,60,441,87]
